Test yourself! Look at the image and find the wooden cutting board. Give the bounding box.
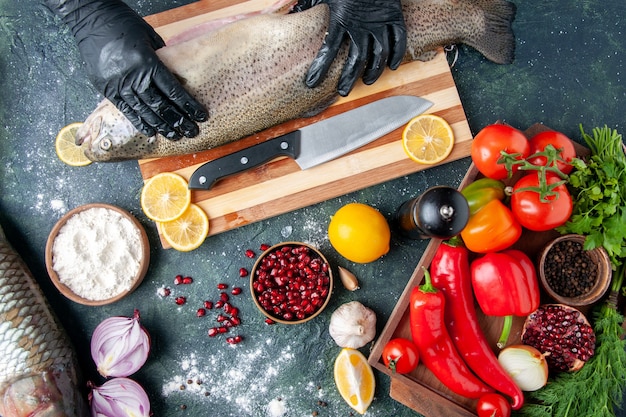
[140,0,474,247]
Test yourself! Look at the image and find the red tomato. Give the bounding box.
[527,130,576,174]
[477,393,512,417]
[471,124,530,180]
[382,338,420,374]
[510,172,573,231]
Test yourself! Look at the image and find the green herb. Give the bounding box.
[515,264,626,417]
[556,125,626,269]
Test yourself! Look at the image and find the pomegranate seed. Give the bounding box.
[223,303,232,314]
[217,326,228,334]
[196,308,206,317]
[204,300,213,309]
[158,287,171,297]
[217,314,227,322]
[174,275,184,285]
[265,318,276,325]
[220,292,229,302]
[245,249,255,258]
[260,243,271,251]
[175,296,186,305]
[226,335,243,344]
[217,283,228,290]
[229,307,240,318]
[182,276,193,285]
[215,300,224,309]
[239,268,249,277]
[231,287,243,295]
[208,327,218,337]
[230,317,241,326]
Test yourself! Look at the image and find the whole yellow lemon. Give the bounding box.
[328,203,391,263]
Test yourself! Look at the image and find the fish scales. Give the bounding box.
[77,0,516,161]
[0,226,88,417]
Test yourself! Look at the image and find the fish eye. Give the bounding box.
[99,137,112,151]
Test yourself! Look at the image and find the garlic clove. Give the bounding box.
[498,344,549,391]
[338,266,360,291]
[329,301,376,348]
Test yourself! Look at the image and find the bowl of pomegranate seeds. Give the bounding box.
[250,242,333,324]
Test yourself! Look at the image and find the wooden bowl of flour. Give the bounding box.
[45,203,150,306]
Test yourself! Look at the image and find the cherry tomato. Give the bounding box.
[382,338,420,374]
[471,124,530,180]
[510,172,573,231]
[527,130,576,174]
[477,393,512,417]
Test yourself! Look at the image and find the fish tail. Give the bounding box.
[468,0,517,64]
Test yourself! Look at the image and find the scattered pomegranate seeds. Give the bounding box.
[175,296,186,305]
[157,286,171,297]
[204,300,213,309]
[208,327,218,337]
[226,335,243,345]
[265,318,276,325]
[217,283,228,290]
[196,308,206,317]
[239,268,249,277]
[182,276,193,285]
[260,244,271,251]
[245,249,255,258]
[174,275,184,285]
[231,287,242,295]
[220,292,229,302]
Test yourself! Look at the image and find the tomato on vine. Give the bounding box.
[510,172,573,231]
[471,124,530,180]
[382,338,420,374]
[527,130,576,175]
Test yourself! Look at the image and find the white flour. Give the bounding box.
[51,207,143,301]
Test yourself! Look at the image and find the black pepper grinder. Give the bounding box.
[393,186,470,239]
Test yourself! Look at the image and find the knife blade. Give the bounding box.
[188,95,433,190]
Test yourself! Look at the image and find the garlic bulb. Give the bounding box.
[498,344,549,391]
[329,301,376,348]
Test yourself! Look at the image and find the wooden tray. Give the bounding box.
[367,124,591,416]
[139,0,473,247]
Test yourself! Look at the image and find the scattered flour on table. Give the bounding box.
[51,207,143,301]
[162,340,321,416]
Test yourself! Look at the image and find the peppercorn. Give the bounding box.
[544,240,598,297]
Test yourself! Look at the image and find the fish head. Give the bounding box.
[76,100,157,162]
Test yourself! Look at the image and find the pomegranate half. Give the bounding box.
[521,304,595,373]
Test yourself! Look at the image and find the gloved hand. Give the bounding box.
[304,0,407,96]
[46,0,208,139]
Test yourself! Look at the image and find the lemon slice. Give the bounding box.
[402,114,455,164]
[334,348,376,415]
[55,122,92,167]
[160,204,209,252]
[140,172,191,222]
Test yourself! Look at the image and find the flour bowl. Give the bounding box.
[45,203,150,306]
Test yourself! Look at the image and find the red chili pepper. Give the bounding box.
[430,239,523,410]
[471,250,540,347]
[410,267,493,399]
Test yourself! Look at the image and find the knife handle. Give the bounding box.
[188,130,301,190]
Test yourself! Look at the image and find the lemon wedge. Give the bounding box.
[160,203,209,252]
[402,114,455,164]
[55,122,92,167]
[140,172,191,222]
[334,348,376,415]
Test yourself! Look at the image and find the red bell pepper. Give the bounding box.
[430,239,523,409]
[410,267,493,399]
[471,250,540,348]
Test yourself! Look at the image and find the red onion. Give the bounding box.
[89,377,151,417]
[91,309,150,378]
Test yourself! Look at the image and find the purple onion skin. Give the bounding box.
[89,377,151,417]
[91,309,150,378]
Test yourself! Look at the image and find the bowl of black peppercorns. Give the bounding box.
[538,234,612,307]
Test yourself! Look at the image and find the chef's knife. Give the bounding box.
[188,95,433,190]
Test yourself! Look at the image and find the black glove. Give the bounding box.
[304,0,407,96]
[46,0,208,139]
